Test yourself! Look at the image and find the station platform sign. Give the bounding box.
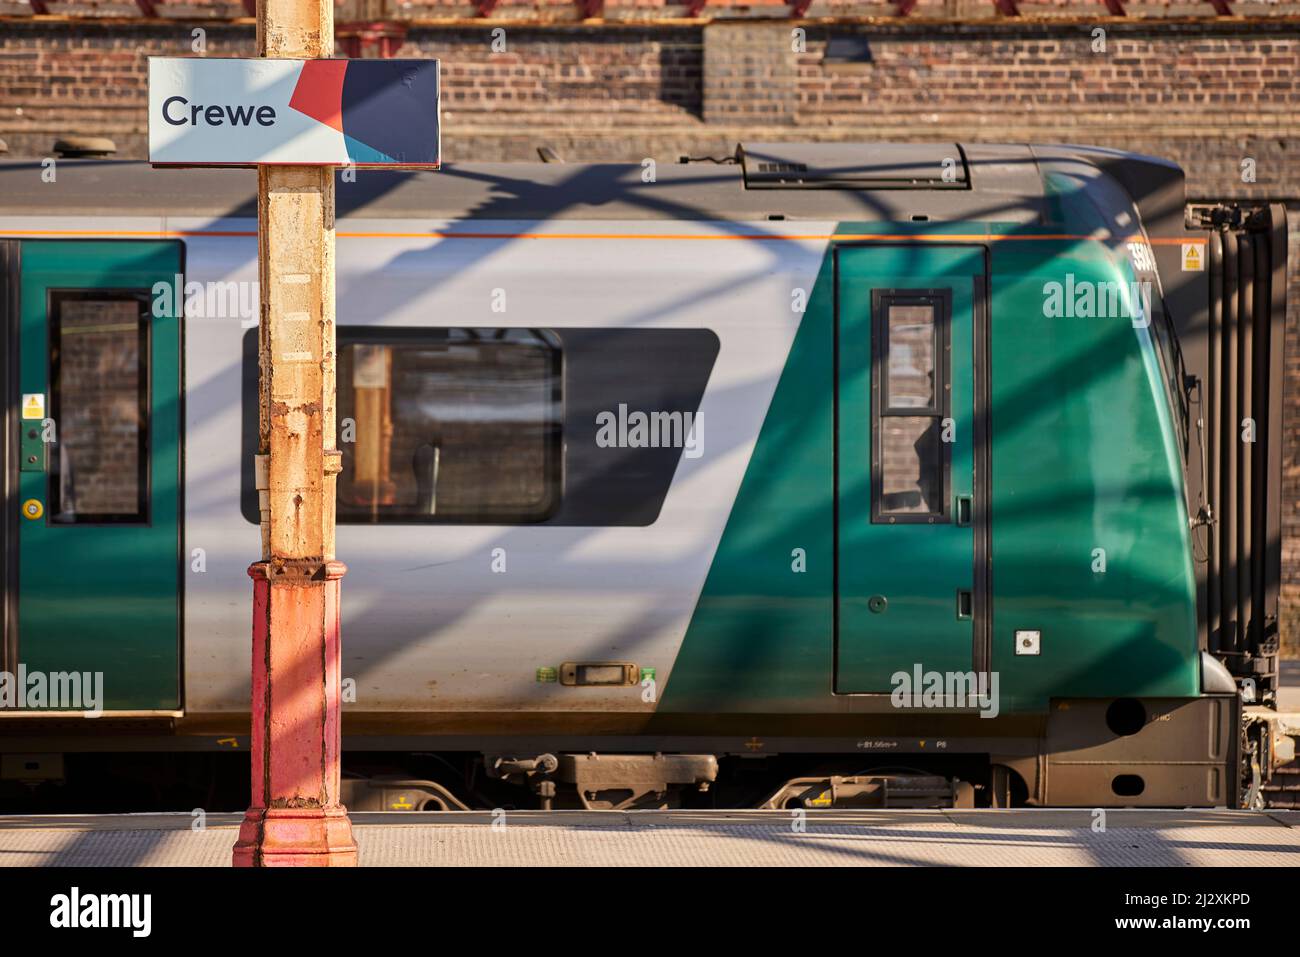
[148,57,440,168]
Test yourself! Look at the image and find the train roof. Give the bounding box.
[0,141,1185,233]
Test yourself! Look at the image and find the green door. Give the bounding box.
[836,244,983,692]
[16,241,182,711]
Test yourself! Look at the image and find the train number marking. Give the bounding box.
[1126,242,1156,274]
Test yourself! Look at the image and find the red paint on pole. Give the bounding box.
[232,561,357,867]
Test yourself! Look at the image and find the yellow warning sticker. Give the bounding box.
[1181,243,1204,272]
[21,393,44,420]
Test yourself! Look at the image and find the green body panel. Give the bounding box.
[836,245,980,692]
[662,223,1198,715]
[987,239,1199,705]
[657,232,838,713]
[18,241,182,710]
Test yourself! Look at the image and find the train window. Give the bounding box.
[885,304,937,410]
[880,416,943,515]
[336,328,562,524]
[47,291,151,524]
[872,291,949,522]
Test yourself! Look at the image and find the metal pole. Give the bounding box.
[232,0,357,867]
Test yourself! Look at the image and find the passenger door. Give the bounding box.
[10,241,182,711]
[835,244,986,692]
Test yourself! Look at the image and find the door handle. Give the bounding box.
[955,495,972,526]
[956,589,973,620]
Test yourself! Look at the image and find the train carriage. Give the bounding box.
[0,142,1287,810]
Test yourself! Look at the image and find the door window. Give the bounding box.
[873,292,950,522]
[47,291,150,524]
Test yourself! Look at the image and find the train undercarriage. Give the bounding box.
[5,693,1298,813]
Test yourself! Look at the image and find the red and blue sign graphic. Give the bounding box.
[148,58,441,168]
[288,60,441,166]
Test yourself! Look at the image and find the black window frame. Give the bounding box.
[870,288,951,524]
[46,288,152,526]
[335,326,564,525]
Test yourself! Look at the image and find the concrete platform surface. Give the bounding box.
[1,809,1298,867]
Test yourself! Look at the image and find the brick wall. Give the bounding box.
[404,27,702,132]
[0,23,256,158]
[701,19,796,124]
[2,21,1295,191]
[0,17,1298,652]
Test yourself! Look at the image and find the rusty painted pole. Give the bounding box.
[232,0,357,867]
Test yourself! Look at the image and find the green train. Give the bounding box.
[0,142,1288,811]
